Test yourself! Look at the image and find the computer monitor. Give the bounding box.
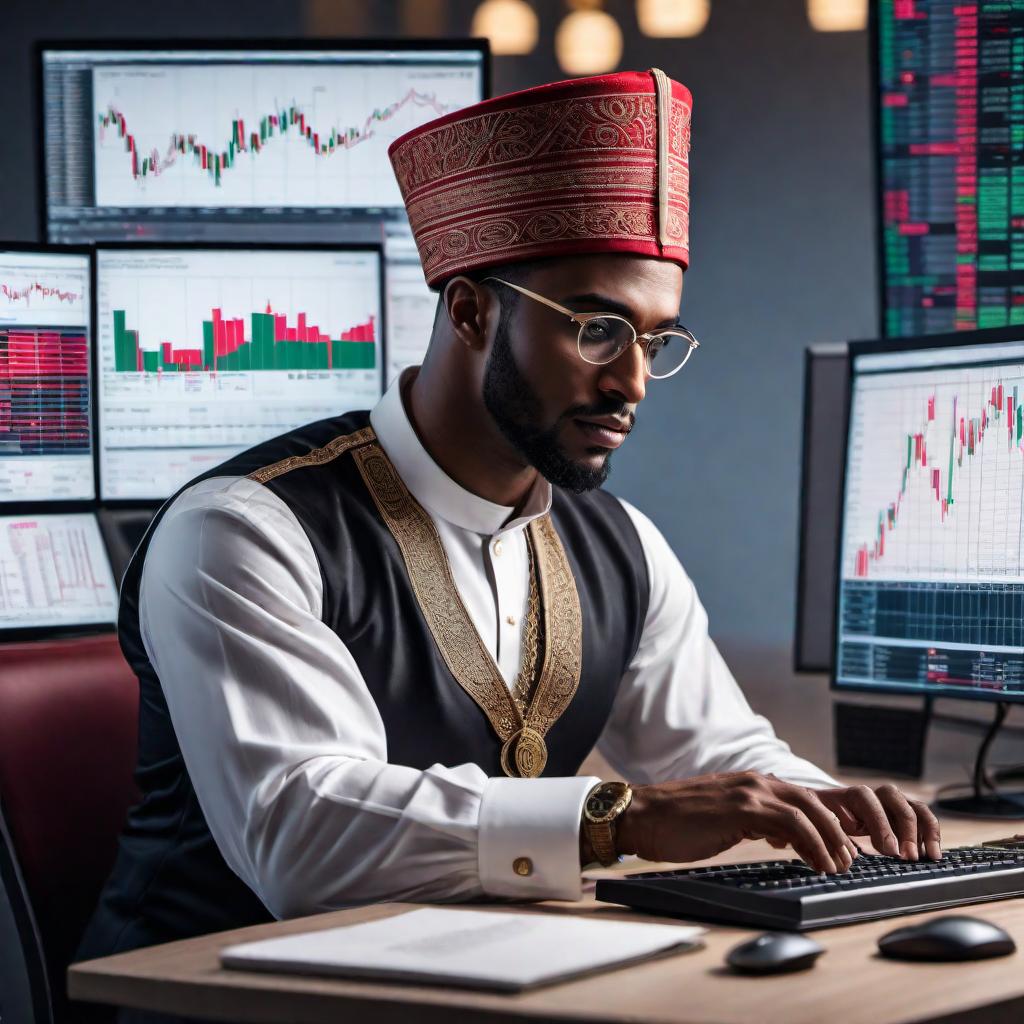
[94,244,384,502]
[0,512,118,640]
[872,2,1024,338]
[835,325,1024,705]
[39,42,488,382]
[0,246,94,503]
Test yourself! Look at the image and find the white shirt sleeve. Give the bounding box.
[138,476,595,919]
[597,498,841,791]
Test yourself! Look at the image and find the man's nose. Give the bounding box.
[597,340,647,405]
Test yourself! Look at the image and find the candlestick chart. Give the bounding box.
[843,366,1024,583]
[92,63,468,208]
[837,350,1024,698]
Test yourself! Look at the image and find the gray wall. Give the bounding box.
[6,0,1020,781]
[2,0,875,659]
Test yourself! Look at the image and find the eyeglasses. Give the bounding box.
[483,277,699,380]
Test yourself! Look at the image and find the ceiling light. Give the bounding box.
[637,0,710,38]
[807,0,867,32]
[471,0,539,55]
[555,9,624,75]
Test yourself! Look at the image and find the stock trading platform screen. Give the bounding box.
[836,335,1024,701]
[41,45,485,383]
[876,1,1024,338]
[0,249,94,501]
[95,246,383,501]
[41,46,485,242]
[0,513,118,631]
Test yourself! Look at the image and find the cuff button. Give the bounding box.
[513,856,533,877]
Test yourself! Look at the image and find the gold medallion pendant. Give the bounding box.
[352,439,583,783]
[500,727,549,779]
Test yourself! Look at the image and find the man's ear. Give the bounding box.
[443,276,494,352]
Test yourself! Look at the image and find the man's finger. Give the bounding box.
[874,784,923,861]
[762,804,839,873]
[840,785,902,858]
[909,799,943,860]
[787,787,857,867]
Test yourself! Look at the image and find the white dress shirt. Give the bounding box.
[138,370,839,920]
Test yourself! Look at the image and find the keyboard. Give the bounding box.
[595,847,1024,930]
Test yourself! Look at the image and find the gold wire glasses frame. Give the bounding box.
[483,276,700,380]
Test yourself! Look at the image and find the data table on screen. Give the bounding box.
[876,1,1024,337]
[0,514,117,631]
[0,250,94,501]
[95,247,383,501]
[837,339,1024,699]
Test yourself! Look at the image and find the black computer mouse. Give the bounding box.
[725,932,825,974]
[878,915,1016,962]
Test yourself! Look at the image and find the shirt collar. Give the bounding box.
[369,368,552,537]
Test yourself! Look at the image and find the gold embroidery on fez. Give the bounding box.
[351,442,583,777]
[248,426,377,484]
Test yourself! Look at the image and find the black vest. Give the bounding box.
[78,410,649,959]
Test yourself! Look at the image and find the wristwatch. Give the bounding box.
[582,780,633,867]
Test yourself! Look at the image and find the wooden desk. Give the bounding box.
[68,811,1024,1024]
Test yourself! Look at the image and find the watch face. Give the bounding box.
[587,782,629,821]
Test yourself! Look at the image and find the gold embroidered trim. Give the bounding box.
[247,426,377,484]
[511,532,542,714]
[352,442,583,775]
[651,67,671,248]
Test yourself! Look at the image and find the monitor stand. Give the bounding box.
[934,703,1024,819]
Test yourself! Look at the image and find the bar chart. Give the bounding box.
[95,247,383,499]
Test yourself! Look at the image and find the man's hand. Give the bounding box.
[812,782,942,862]
[614,772,941,874]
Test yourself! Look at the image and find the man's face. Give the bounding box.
[481,253,684,493]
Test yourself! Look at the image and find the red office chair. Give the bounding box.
[0,634,139,1024]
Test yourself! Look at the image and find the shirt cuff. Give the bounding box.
[478,775,600,901]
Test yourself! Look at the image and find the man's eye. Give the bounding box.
[582,320,611,341]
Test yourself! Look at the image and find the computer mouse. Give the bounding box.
[878,915,1016,962]
[725,932,825,974]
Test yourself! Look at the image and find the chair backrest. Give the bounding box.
[0,635,139,1024]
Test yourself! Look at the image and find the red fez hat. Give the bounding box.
[388,68,692,288]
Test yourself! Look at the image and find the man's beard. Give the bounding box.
[481,315,630,494]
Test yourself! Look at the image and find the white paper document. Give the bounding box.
[220,908,706,992]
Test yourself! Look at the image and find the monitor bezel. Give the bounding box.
[90,240,387,507]
[832,323,1024,704]
[35,37,492,242]
[793,342,849,675]
[0,510,118,644]
[0,241,98,511]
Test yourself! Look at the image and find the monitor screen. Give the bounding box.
[41,44,487,383]
[0,513,118,633]
[41,44,486,241]
[836,329,1024,702]
[0,248,94,502]
[95,245,383,501]
[874,2,1024,338]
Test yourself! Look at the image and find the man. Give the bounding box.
[80,68,940,967]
